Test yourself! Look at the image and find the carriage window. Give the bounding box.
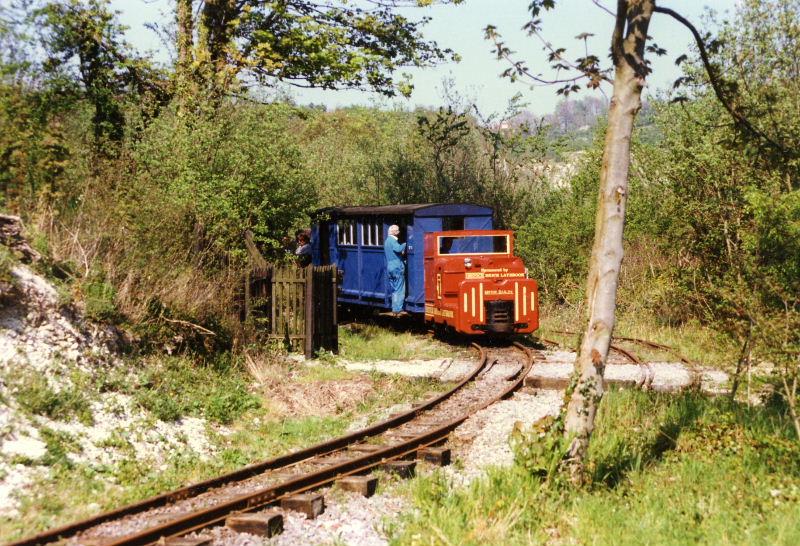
[338,219,356,245]
[438,235,509,255]
[442,216,465,231]
[360,220,384,247]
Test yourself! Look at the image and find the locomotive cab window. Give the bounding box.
[337,219,356,246]
[360,220,385,247]
[438,234,509,255]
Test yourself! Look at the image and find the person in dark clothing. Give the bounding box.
[295,230,312,267]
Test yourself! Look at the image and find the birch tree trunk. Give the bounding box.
[563,0,654,481]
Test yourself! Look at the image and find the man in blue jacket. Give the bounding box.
[384,224,407,315]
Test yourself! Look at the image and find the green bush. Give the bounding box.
[132,355,260,424]
[81,276,119,322]
[516,141,601,305]
[12,370,94,425]
[396,391,800,546]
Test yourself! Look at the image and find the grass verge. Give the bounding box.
[536,304,739,369]
[393,390,800,546]
[339,324,456,362]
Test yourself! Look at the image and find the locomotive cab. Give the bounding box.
[423,230,539,335]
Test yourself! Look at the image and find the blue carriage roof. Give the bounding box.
[314,203,494,218]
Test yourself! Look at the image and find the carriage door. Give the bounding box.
[319,223,330,264]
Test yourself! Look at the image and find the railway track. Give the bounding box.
[537,335,654,389]
[544,330,702,389]
[10,342,536,546]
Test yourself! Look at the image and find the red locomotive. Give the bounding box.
[423,230,539,335]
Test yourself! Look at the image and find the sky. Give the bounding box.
[110,0,741,117]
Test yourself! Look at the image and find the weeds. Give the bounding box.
[39,427,81,467]
[80,274,119,323]
[130,355,260,424]
[0,245,17,287]
[339,324,454,361]
[11,369,94,425]
[537,304,739,370]
[394,391,800,546]
[0,355,446,542]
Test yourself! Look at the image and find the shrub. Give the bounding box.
[12,370,94,425]
[0,245,18,282]
[131,355,260,424]
[81,275,119,322]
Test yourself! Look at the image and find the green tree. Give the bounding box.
[650,0,800,436]
[0,2,72,208]
[173,0,460,106]
[33,1,167,153]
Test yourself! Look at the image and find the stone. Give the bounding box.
[348,443,384,454]
[226,510,284,537]
[337,475,378,497]
[281,493,325,519]
[76,538,113,546]
[163,537,213,546]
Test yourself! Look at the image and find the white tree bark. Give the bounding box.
[563,0,654,480]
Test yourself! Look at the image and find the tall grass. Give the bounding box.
[339,324,455,361]
[394,391,800,546]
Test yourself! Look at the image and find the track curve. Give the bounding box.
[10,343,535,546]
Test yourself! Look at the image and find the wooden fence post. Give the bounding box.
[304,267,314,358]
[241,261,338,357]
[331,267,339,353]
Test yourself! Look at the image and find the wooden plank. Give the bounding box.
[244,230,269,269]
[304,266,314,358]
[298,267,304,344]
[270,267,277,336]
[245,263,337,353]
[337,475,378,497]
[281,493,325,519]
[329,266,338,353]
[226,510,283,537]
[244,270,251,323]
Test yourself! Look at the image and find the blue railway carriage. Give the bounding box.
[311,203,494,313]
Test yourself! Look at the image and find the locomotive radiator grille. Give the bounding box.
[484,300,514,333]
[491,307,510,322]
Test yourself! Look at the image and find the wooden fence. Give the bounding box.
[243,264,338,358]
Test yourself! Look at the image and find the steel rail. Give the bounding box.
[608,341,654,389]
[536,333,653,388]
[547,329,700,383]
[611,335,701,387]
[547,329,696,365]
[9,346,492,546]
[94,342,534,546]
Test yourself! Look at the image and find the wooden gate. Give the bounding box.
[243,264,338,358]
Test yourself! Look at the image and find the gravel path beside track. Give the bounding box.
[447,390,563,485]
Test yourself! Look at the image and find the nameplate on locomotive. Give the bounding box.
[482,268,525,279]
